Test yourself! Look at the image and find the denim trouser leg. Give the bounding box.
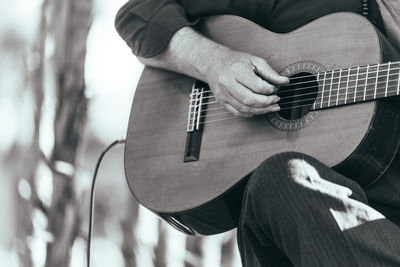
[237,152,400,267]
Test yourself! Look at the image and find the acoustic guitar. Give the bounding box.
[124,13,400,235]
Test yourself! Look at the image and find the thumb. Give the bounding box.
[253,58,289,85]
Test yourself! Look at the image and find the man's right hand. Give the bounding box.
[139,27,289,117]
[206,47,289,117]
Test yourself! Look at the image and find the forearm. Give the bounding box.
[138,27,227,82]
[138,26,288,117]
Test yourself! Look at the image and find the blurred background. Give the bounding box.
[0,0,241,266]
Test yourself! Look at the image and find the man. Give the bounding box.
[115,1,400,266]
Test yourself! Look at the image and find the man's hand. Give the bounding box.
[206,48,289,117]
[138,27,289,117]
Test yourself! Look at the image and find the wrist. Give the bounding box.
[202,45,232,83]
[170,27,232,82]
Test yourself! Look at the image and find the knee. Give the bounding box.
[240,152,320,222]
[244,152,361,206]
[256,151,312,171]
[249,151,318,187]
[244,152,321,204]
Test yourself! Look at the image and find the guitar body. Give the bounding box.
[124,13,400,235]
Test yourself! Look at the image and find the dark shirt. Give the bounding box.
[115,0,385,58]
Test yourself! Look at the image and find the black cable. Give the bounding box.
[87,139,126,267]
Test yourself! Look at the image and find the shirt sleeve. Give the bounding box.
[115,0,198,58]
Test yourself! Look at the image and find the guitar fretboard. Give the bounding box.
[312,61,400,110]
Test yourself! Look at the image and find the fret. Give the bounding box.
[320,71,327,108]
[336,69,342,106]
[387,62,399,96]
[346,67,357,104]
[310,61,400,110]
[350,62,399,103]
[313,72,320,110]
[386,61,400,97]
[374,63,379,99]
[363,65,369,101]
[372,63,386,99]
[354,66,360,102]
[365,64,378,101]
[344,67,350,104]
[328,70,334,107]
[388,61,400,96]
[357,66,368,102]
[336,68,348,106]
[385,62,390,97]
[324,71,334,108]
[398,62,400,95]
[329,70,340,107]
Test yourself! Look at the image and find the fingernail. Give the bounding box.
[273,96,280,103]
[283,77,290,83]
[273,104,280,111]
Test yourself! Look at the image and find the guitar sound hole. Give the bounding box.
[277,72,318,120]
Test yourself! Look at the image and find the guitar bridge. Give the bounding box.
[184,81,209,162]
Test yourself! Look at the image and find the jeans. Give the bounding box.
[237,152,400,267]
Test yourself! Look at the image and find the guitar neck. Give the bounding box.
[311,61,400,110]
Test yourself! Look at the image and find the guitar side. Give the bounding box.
[124,13,400,235]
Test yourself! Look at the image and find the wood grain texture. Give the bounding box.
[125,13,398,215]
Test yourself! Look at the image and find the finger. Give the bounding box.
[252,58,289,85]
[237,68,276,95]
[239,104,281,115]
[227,82,280,108]
[222,95,281,116]
[223,103,251,117]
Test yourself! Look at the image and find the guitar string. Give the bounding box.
[287,62,398,82]
[188,85,399,126]
[284,61,399,82]
[189,79,400,115]
[195,88,390,121]
[188,63,400,126]
[190,65,400,95]
[195,74,399,103]
[191,91,376,126]
[192,70,400,101]
[281,65,398,88]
